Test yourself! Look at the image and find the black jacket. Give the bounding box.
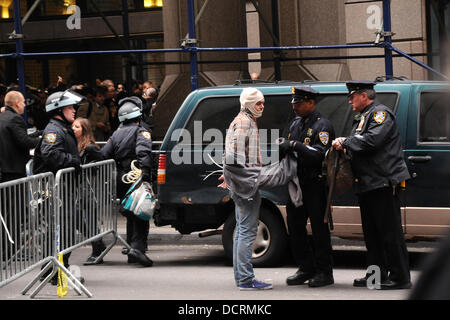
[0,107,40,178]
[80,143,104,165]
[101,122,152,176]
[33,118,81,174]
[342,101,410,194]
[286,110,335,184]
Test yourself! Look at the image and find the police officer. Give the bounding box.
[332,81,411,290]
[280,86,335,287]
[34,90,83,174]
[34,89,85,284]
[101,96,153,267]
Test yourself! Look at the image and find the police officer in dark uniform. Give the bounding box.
[101,96,153,267]
[34,89,85,284]
[34,90,83,175]
[280,86,335,287]
[333,81,411,290]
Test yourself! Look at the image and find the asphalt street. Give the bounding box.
[0,227,434,301]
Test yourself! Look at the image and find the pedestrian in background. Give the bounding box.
[72,117,107,265]
[219,87,272,291]
[332,81,411,290]
[0,90,40,182]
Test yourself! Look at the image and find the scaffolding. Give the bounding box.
[3,0,448,99]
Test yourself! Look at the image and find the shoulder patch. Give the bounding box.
[45,133,57,144]
[374,111,386,124]
[141,131,151,140]
[319,131,329,145]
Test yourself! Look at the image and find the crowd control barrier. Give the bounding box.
[0,173,54,292]
[1,160,131,298]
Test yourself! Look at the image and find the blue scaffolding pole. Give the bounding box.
[187,0,199,91]
[12,0,27,123]
[383,0,394,79]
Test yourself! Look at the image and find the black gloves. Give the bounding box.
[28,130,43,138]
[72,157,82,175]
[278,138,295,160]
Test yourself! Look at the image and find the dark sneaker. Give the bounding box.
[239,279,273,291]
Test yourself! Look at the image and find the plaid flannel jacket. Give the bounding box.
[224,110,261,167]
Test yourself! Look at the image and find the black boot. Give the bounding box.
[128,249,153,267]
[84,240,106,265]
[308,272,334,288]
[286,268,315,286]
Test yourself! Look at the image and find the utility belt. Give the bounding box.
[118,158,135,173]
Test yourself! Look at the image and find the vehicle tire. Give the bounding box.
[222,206,289,267]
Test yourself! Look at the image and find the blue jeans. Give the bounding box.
[230,190,261,286]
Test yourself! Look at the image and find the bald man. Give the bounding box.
[0,91,40,182]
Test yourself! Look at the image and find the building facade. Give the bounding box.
[0,0,449,137]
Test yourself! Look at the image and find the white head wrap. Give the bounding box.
[239,87,264,118]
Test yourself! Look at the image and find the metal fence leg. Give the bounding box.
[28,263,58,298]
[51,257,92,298]
[115,232,132,250]
[93,234,117,263]
[21,260,53,295]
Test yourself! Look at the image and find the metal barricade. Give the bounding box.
[0,173,54,290]
[20,159,131,298]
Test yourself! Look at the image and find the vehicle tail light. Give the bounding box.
[157,154,166,184]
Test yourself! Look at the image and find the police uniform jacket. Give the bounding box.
[0,106,40,177]
[33,118,80,174]
[342,101,410,194]
[287,110,335,184]
[101,122,152,174]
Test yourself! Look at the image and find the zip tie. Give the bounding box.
[122,160,142,184]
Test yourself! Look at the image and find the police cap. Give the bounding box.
[346,80,376,97]
[291,86,318,104]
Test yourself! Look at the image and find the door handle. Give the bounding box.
[408,155,432,163]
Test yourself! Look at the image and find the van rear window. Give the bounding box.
[419,92,450,144]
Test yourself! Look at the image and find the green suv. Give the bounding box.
[154,80,450,267]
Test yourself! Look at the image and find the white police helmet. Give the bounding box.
[45,89,86,112]
[118,96,143,122]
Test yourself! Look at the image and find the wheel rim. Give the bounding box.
[252,221,270,259]
[231,220,271,259]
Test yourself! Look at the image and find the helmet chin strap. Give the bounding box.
[55,108,71,125]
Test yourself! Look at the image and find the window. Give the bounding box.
[419,92,450,143]
[184,91,399,145]
[316,92,398,137]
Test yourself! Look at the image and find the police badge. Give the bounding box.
[304,137,311,145]
[319,131,329,145]
[45,133,57,144]
[141,131,151,140]
[374,111,386,124]
[307,128,313,137]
